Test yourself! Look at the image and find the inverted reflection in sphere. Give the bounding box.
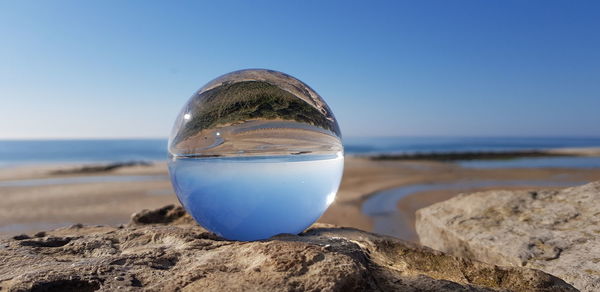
[168,69,343,241]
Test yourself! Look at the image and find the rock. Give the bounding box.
[0,206,574,291]
[416,181,600,292]
[49,161,152,175]
[130,204,191,225]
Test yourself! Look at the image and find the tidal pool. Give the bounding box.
[362,180,584,239]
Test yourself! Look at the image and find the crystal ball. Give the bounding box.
[168,69,344,241]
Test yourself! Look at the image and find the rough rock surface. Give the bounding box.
[1,205,574,291]
[416,181,600,292]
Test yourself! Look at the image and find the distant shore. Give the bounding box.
[366,147,600,161]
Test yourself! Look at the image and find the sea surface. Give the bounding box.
[0,139,167,167]
[1,137,600,168]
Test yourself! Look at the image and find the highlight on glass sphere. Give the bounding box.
[168,69,344,241]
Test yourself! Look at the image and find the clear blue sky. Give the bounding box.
[1,1,599,139]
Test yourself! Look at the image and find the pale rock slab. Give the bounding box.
[417,181,600,291]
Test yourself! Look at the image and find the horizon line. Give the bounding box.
[2,135,600,141]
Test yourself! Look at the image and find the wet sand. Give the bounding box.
[323,156,600,239]
[2,156,600,240]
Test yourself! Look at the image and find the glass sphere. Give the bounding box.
[168,69,343,241]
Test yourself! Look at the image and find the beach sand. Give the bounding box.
[2,156,600,240]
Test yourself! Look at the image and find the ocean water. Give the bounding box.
[0,139,167,167]
[1,137,600,167]
[347,137,600,168]
[168,154,344,241]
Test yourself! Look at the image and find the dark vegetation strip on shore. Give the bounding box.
[369,150,575,161]
[175,81,339,143]
[50,161,152,175]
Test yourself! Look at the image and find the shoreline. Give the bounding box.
[2,146,599,170]
[2,149,600,239]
